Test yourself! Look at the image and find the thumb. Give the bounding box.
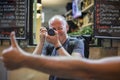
[10,31,18,48]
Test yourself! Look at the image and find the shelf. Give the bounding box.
[65,10,72,16]
[82,3,94,13]
[82,23,93,27]
[37,3,42,10]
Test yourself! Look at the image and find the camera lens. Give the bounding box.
[48,29,55,36]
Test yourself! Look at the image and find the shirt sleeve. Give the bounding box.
[72,39,85,57]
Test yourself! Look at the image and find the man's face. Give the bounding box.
[50,19,68,37]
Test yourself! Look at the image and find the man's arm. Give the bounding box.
[54,39,83,57]
[33,27,47,55]
[33,42,45,55]
[2,49,120,80]
[23,56,120,80]
[2,32,120,80]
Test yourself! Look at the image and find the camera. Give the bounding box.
[48,28,55,36]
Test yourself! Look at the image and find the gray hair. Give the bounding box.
[48,15,67,28]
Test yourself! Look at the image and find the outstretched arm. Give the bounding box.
[2,32,120,80]
[23,55,120,80]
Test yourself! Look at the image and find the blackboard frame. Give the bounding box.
[28,0,34,45]
[94,0,120,39]
[0,0,29,40]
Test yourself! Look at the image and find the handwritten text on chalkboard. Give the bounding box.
[95,0,120,38]
[0,0,28,39]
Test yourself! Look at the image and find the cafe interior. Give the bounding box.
[0,0,120,80]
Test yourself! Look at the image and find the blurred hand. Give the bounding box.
[2,32,26,70]
[40,27,47,43]
[46,30,61,47]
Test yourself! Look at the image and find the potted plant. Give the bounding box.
[80,26,93,42]
[79,26,93,35]
[68,26,93,36]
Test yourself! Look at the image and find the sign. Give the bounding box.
[0,0,28,39]
[94,0,120,39]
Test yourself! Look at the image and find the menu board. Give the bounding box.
[94,0,120,39]
[0,0,28,39]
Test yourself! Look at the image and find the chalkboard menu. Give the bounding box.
[94,0,120,39]
[0,0,28,39]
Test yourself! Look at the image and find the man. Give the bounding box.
[33,15,84,80]
[1,32,120,80]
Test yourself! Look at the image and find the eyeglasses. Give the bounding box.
[52,27,63,31]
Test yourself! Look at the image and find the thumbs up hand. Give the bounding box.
[2,32,26,70]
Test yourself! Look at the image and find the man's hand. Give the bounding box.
[2,32,26,70]
[40,27,47,43]
[46,30,61,48]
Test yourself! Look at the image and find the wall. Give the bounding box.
[89,39,120,59]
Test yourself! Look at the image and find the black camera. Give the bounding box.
[48,29,55,36]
